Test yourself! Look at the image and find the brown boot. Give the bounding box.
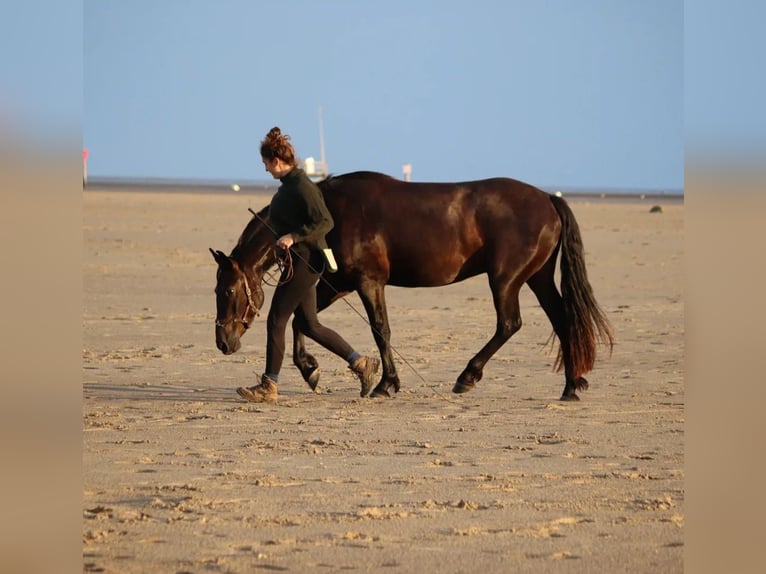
[236,374,278,403]
[349,356,380,397]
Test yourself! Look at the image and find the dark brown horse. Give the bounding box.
[211,171,613,400]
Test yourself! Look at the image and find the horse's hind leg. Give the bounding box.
[527,263,587,401]
[453,278,523,394]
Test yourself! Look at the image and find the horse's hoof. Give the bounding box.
[454,369,481,393]
[306,367,320,391]
[560,392,580,401]
[452,381,475,394]
[369,388,391,398]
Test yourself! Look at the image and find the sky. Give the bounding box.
[2,2,764,192]
[0,1,82,143]
[685,0,766,163]
[79,0,688,192]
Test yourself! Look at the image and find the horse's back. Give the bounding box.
[322,172,553,219]
[323,172,557,238]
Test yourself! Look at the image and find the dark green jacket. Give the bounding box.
[269,167,334,257]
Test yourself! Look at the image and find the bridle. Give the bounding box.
[214,208,294,330]
[215,273,260,329]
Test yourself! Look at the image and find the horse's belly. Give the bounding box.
[387,259,479,287]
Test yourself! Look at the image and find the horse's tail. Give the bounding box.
[549,195,614,376]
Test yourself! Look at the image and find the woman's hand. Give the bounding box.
[276,234,294,249]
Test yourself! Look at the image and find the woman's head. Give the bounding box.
[260,127,297,178]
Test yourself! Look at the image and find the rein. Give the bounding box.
[262,246,294,287]
[247,207,295,287]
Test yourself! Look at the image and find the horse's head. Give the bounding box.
[210,248,265,355]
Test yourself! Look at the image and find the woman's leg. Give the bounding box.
[291,251,356,360]
[292,252,379,396]
[265,255,320,377]
[260,250,379,398]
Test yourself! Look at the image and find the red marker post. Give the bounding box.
[82,148,89,187]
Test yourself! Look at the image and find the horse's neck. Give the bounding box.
[235,234,276,274]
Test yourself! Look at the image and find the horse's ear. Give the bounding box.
[209,248,230,267]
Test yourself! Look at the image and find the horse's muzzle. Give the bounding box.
[216,334,241,355]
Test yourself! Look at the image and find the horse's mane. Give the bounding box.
[230,205,270,259]
[318,171,397,191]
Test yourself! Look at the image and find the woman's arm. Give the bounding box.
[292,177,334,245]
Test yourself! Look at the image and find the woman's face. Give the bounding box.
[262,157,291,179]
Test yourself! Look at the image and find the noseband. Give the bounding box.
[215,274,260,329]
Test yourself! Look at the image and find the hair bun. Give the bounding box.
[260,126,295,164]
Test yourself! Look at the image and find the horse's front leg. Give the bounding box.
[357,282,400,398]
[292,323,320,390]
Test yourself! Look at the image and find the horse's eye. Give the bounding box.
[226,288,235,297]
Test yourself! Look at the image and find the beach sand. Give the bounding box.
[82,189,684,573]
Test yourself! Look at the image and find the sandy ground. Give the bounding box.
[82,189,684,573]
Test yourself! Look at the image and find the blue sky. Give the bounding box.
[685,0,766,162]
[82,1,684,191]
[0,1,82,142]
[4,2,764,192]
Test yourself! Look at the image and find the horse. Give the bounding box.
[210,171,614,400]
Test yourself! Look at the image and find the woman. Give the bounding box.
[236,127,379,403]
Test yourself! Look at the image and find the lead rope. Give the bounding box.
[261,246,294,287]
[247,207,453,401]
[319,283,457,403]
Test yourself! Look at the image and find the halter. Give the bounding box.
[215,273,260,329]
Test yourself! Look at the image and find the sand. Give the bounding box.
[82,189,684,573]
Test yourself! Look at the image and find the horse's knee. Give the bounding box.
[500,316,522,338]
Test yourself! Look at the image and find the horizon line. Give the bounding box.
[83,175,684,197]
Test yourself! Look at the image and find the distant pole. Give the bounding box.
[318,105,326,174]
[402,162,412,182]
[82,148,89,187]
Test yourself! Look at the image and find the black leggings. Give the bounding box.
[265,249,354,376]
